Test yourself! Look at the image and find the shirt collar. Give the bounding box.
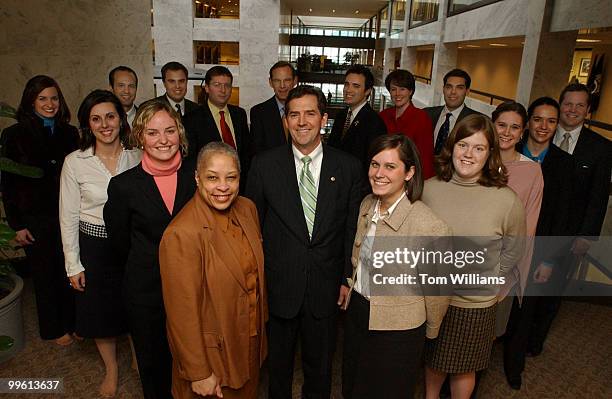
[521,144,549,163]
[373,192,406,222]
[275,97,285,116]
[443,103,465,119]
[208,99,229,115]
[292,140,323,164]
[348,100,368,118]
[556,123,582,141]
[166,95,185,113]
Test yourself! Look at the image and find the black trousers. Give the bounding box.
[126,302,173,399]
[267,299,337,399]
[342,292,425,399]
[24,229,75,340]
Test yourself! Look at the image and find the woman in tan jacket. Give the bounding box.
[159,142,267,399]
[342,135,451,399]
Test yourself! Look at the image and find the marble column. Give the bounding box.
[430,43,458,106]
[401,47,418,72]
[239,0,280,116]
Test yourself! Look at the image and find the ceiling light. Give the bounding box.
[465,44,480,48]
[195,0,201,3]
[576,38,601,43]
[489,43,508,47]
[309,8,313,12]
[332,9,336,13]
[355,10,360,14]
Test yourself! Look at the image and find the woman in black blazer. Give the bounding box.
[1,75,78,345]
[104,100,196,399]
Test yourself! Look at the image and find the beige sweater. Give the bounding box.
[422,175,526,308]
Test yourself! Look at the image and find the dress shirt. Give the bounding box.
[126,104,137,128]
[521,144,549,164]
[354,192,406,297]
[60,147,142,276]
[433,103,465,143]
[292,141,323,190]
[166,95,185,116]
[275,96,285,117]
[208,99,237,144]
[553,124,582,154]
[348,100,368,124]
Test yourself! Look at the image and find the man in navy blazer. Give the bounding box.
[153,61,199,118]
[183,66,251,188]
[246,86,362,399]
[250,61,298,154]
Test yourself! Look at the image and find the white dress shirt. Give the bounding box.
[60,147,142,276]
[433,103,465,143]
[126,104,137,129]
[348,100,368,124]
[292,141,323,190]
[166,95,185,116]
[354,192,406,297]
[554,124,582,155]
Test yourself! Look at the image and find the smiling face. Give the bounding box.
[284,94,327,155]
[494,111,524,152]
[389,83,412,109]
[111,70,137,111]
[163,69,187,103]
[143,110,180,163]
[269,66,297,103]
[33,86,60,118]
[369,148,415,204]
[89,102,121,146]
[559,90,589,131]
[452,131,490,180]
[196,152,240,211]
[443,76,469,111]
[205,74,233,109]
[343,73,370,109]
[528,104,558,145]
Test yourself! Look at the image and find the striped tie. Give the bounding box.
[299,156,317,238]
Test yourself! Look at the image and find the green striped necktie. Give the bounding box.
[299,156,317,238]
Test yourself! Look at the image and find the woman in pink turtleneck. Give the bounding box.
[104,100,197,399]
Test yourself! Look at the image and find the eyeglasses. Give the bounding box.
[209,82,232,90]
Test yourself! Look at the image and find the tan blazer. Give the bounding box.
[346,194,451,338]
[159,194,267,398]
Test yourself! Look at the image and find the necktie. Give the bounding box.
[281,106,288,141]
[559,132,571,152]
[299,156,317,238]
[341,108,353,139]
[434,112,452,155]
[219,111,236,149]
[175,103,182,116]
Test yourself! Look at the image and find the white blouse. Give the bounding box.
[60,147,142,276]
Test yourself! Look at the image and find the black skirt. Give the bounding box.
[74,229,127,338]
[424,304,497,374]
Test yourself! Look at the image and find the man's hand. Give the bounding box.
[69,272,86,292]
[337,285,350,310]
[533,263,553,284]
[572,238,591,256]
[14,228,35,246]
[191,372,223,397]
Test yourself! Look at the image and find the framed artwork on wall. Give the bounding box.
[579,58,591,77]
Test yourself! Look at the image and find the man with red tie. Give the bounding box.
[183,66,252,189]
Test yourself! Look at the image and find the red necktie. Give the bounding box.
[219,111,236,149]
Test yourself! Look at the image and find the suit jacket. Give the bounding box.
[245,144,363,319]
[346,195,451,338]
[424,104,480,139]
[104,158,197,308]
[327,103,387,169]
[250,96,287,154]
[153,94,199,118]
[159,195,267,395]
[567,127,611,237]
[1,118,79,235]
[182,103,252,187]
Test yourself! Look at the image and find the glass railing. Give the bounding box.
[194,0,239,19]
[410,0,440,28]
[447,0,502,16]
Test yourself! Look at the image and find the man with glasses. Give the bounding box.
[183,66,251,187]
[250,61,298,154]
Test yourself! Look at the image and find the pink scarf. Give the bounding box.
[142,151,182,214]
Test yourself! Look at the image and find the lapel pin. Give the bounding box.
[354,121,360,126]
[330,176,336,182]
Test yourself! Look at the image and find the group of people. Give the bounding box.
[0,58,609,399]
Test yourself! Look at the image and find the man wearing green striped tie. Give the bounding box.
[246,85,363,399]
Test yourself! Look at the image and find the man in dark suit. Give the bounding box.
[424,68,480,155]
[109,65,139,128]
[153,61,198,118]
[327,64,387,170]
[504,97,575,391]
[250,61,297,153]
[246,86,362,399]
[183,66,251,187]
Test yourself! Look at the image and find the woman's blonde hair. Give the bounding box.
[130,100,188,155]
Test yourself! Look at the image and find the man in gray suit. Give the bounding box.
[424,68,480,155]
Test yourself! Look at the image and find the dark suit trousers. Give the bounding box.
[342,292,425,399]
[268,299,337,399]
[126,302,173,399]
[24,226,75,340]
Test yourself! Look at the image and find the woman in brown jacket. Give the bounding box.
[159,141,267,399]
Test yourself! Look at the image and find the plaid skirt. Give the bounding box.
[424,304,497,373]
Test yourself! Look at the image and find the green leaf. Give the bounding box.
[0,103,17,120]
[0,157,44,178]
[0,335,15,351]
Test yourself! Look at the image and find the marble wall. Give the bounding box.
[550,0,612,32]
[0,0,154,129]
